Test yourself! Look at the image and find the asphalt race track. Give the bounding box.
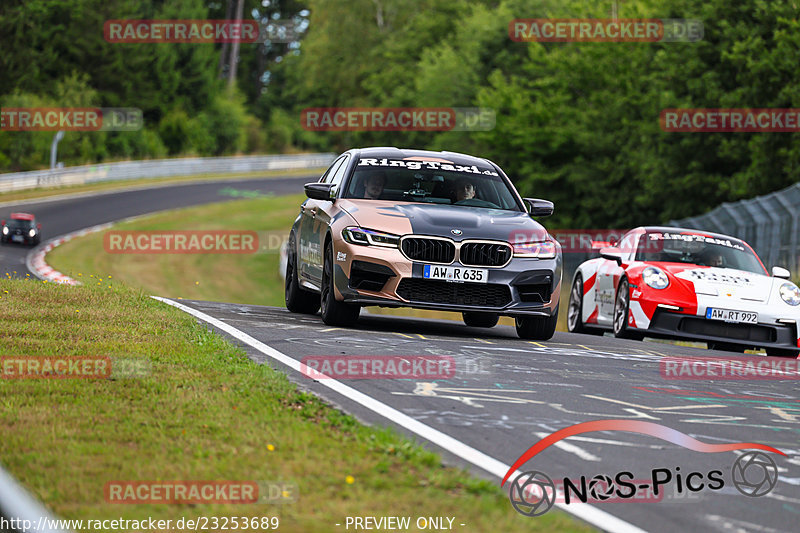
[158,300,800,533]
[2,178,799,532]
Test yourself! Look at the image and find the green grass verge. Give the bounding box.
[46,194,305,306]
[0,167,325,205]
[0,278,591,532]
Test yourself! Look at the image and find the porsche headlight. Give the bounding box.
[342,227,400,248]
[28,229,36,237]
[643,266,669,289]
[779,282,800,306]
[512,240,557,259]
[2,226,7,235]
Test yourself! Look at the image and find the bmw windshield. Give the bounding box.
[343,158,523,211]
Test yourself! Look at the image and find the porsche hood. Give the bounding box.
[668,265,772,303]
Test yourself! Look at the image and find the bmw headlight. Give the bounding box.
[28,229,36,238]
[512,240,557,259]
[342,227,400,248]
[2,226,7,235]
[779,282,800,306]
[643,266,669,289]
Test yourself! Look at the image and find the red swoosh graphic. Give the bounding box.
[500,419,785,486]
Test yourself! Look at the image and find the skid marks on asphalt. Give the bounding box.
[395,382,549,408]
[628,385,800,434]
[705,515,786,532]
[392,379,800,437]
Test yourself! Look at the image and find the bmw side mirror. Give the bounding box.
[600,247,625,266]
[304,182,336,201]
[524,198,554,217]
[772,266,791,279]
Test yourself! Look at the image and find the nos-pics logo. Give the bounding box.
[501,420,783,516]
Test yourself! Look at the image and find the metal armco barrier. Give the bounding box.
[0,153,336,193]
[670,181,800,275]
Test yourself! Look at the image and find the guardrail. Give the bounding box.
[0,153,336,193]
[669,181,800,275]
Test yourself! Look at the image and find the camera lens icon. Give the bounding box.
[508,471,556,517]
[732,451,778,497]
[588,474,615,501]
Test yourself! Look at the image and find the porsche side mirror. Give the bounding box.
[304,182,336,201]
[772,266,791,279]
[600,246,625,266]
[523,198,554,217]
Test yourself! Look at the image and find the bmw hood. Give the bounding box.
[337,200,550,243]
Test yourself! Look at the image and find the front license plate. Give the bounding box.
[423,264,488,283]
[11,235,23,243]
[706,307,758,324]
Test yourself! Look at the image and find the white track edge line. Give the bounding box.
[152,295,649,533]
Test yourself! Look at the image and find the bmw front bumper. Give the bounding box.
[331,237,562,317]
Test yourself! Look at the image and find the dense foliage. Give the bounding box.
[2,0,799,226]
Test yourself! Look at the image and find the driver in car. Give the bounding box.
[701,249,725,267]
[454,178,476,202]
[364,172,386,199]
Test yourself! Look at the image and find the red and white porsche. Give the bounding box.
[567,226,800,358]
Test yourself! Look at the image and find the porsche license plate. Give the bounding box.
[706,308,758,324]
[423,265,487,283]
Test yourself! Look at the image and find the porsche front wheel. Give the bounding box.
[613,278,643,340]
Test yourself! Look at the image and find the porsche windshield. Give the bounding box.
[343,162,522,211]
[636,232,766,274]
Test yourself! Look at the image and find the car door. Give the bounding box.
[595,256,617,326]
[595,231,637,325]
[309,154,352,284]
[299,156,345,287]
